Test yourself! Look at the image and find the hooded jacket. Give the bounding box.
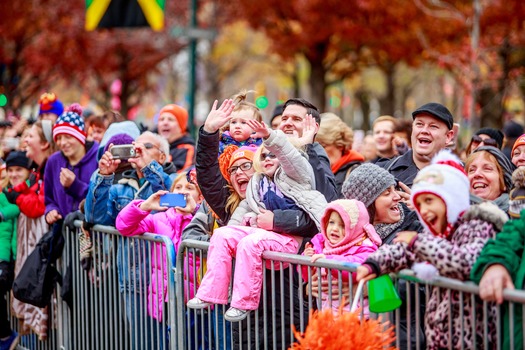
[85,160,176,225]
[365,201,507,349]
[44,141,99,218]
[302,199,379,314]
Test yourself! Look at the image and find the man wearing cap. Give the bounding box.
[379,102,455,188]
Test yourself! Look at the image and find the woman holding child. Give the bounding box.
[184,93,327,349]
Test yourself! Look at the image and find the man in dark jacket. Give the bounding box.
[378,102,455,188]
[279,98,338,202]
[156,104,195,172]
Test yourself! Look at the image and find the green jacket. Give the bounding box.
[471,210,525,350]
[0,191,19,262]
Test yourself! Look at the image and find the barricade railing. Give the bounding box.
[7,223,177,350]
[8,228,525,349]
[176,239,525,350]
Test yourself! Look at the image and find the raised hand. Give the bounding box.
[203,99,235,133]
[296,114,317,146]
[396,181,414,210]
[128,141,153,170]
[175,192,197,215]
[139,190,169,212]
[99,144,121,176]
[246,119,270,139]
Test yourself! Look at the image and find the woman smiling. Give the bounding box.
[465,146,515,213]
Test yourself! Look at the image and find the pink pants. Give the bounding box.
[196,225,300,310]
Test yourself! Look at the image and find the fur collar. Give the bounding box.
[461,201,508,232]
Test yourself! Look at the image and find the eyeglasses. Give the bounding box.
[227,161,253,175]
[260,152,277,161]
[144,142,163,153]
[471,135,498,148]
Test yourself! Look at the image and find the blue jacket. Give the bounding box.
[44,141,99,218]
[84,160,176,225]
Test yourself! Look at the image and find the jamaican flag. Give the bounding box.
[85,0,165,31]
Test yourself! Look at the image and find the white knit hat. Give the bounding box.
[411,150,470,235]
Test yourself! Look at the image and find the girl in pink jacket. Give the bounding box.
[116,170,203,322]
[303,199,380,315]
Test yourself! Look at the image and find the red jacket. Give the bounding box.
[12,171,46,218]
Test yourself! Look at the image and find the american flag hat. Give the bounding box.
[52,110,87,145]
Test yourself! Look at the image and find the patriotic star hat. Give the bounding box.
[52,103,87,145]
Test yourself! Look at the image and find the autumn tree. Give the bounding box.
[217,0,462,115]
[0,0,187,116]
[414,0,525,128]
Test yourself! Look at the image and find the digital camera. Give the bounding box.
[110,145,137,160]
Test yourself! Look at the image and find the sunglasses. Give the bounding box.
[260,152,277,161]
[227,161,253,175]
[471,135,498,148]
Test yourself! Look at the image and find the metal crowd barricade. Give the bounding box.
[8,227,525,349]
[7,223,177,350]
[176,239,525,350]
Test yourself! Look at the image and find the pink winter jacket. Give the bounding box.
[116,199,193,322]
[302,233,378,315]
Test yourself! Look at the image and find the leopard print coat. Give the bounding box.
[365,202,508,349]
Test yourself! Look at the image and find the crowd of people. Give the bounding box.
[1,90,525,349]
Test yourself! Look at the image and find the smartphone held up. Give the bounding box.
[159,193,187,208]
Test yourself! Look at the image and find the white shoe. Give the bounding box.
[224,307,249,322]
[186,297,211,309]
